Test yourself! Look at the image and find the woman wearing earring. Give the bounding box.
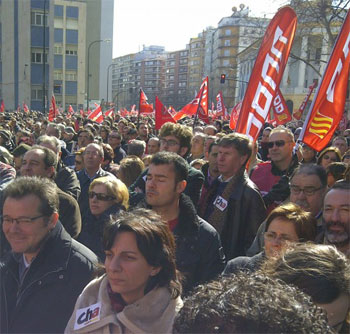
[65,209,182,334]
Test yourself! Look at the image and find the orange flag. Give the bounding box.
[155,96,176,130]
[271,88,292,125]
[174,77,209,123]
[139,89,153,113]
[299,10,350,151]
[235,7,297,142]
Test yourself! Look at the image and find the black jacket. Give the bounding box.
[223,251,265,275]
[129,165,204,208]
[200,172,266,260]
[139,194,226,294]
[78,204,124,261]
[55,161,81,201]
[0,222,98,334]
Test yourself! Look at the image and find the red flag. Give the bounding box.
[88,105,103,123]
[299,10,350,152]
[139,89,153,113]
[74,119,80,132]
[105,107,114,118]
[0,100,4,113]
[68,105,74,115]
[235,7,297,141]
[293,81,317,120]
[168,106,177,116]
[229,102,242,129]
[271,88,292,125]
[155,96,176,130]
[79,109,85,117]
[49,95,58,121]
[174,77,209,123]
[23,103,29,113]
[215,92,226,119]
[17,105,21,113]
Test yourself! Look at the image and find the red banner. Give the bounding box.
[299,10,350,152]
[105,107,114,118]
[174,77,209,123]
[23,103,29,113]
[49,95,58,121]
[229,101,242,129]
[271,88,292,125]
[0,100,4,113]
[235,7,297,141]
[139,89,153,114]
[293,81,317,120]
[88,105,103,123]
[155,96,176,130]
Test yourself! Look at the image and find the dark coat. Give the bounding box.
[223,251,265,275]
[138,194,226,294]
[77,168,115,216]
[112,146,127,164]
[78,203,124,261]
[55,161,81,201]
[0,222,98,334]
[200,172,266,260]
[129,165,204,208]
[57,188,82,239]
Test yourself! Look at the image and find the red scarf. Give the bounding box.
[107,282,126,313]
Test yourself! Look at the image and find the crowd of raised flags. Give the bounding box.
[1,7,349,152]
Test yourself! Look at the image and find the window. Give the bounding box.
[179,59,188,65]
[223,59,229,66]
[179,74,187,80]
[54,45,62,54]
[66,72,77,81]
[224,40,230,46]
[65,49,77,56]
[31,86,44,100]
[179,82,186,87]
[31,52,47,64]
[54,71,63,80]
[225,29,231,36]
[180,51,188,57]
[224,50,230,57]
[54,85,62,94]
[31,11,48,26]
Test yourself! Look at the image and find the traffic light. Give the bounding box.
[220,74,226,84]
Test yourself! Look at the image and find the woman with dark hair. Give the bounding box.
[224,202,316,275]
[78,176,129,261]
[317,146,342,169]
[66,209,182,333]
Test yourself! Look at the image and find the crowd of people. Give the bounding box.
[0,109,349,333]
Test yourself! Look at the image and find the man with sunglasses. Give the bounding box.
[251,126,299,212]
[0,177,97,334]
[107,128,126,164]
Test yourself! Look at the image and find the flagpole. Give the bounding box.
[137,88,141,127]
[192,87,205,131]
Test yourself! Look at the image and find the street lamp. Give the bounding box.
[106,63,114,105]
[86,38,111,110]
[42,0,48,113]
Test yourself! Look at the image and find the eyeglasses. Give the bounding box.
[264,231,296,243]
[88,191,116,201]
[289,184,324,196]
[160,139,180,147]
[2,215,46,227]
[267,140,290,148]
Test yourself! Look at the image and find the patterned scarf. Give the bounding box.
[107,282,126,313]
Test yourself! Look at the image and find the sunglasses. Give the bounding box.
[88,191,116,201]
[267,140,288,148]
